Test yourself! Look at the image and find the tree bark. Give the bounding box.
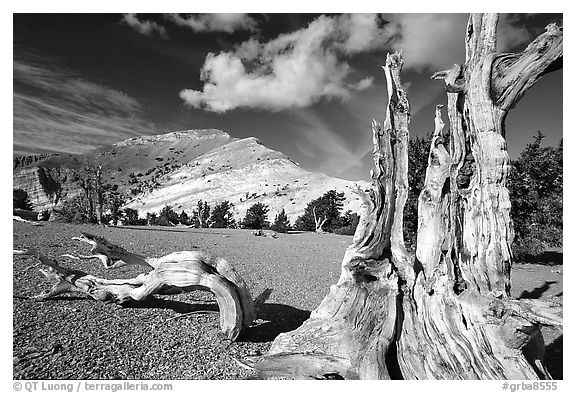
[253,15,562,379]
[254,52,413,379]
[14,233,270,341]
[430,15,562,298]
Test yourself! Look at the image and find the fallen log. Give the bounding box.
[14,233,271,341]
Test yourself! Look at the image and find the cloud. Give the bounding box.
[387,14,469,72]
[122,13,168,39]
[335,13,396,55]
[181,13,542,112]
[290,85,390,181]
[180,14,394,113]
[387,13,535,72]
[349,77,374,91]
[497,14,532,52]
[13,56,154,155]
[293,109,367,179]
[165,13,257,33]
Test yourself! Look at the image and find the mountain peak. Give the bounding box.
[115,128,233,147]
[14,127,369,221]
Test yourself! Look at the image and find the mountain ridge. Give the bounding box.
[13,129,369,223]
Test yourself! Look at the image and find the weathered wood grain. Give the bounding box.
[14,233,267,341]
[254,14,563,379]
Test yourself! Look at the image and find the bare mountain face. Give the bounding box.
[13,129,235,211]
[14,129,368,223]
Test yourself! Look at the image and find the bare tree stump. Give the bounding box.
[14,233,270,341]
[253,14,562,379]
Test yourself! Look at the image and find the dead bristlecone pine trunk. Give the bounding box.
[14,232,272,342]
[313,206,328,233]
[253,14,562,380]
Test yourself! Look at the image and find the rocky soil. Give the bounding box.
[12,221,563,379]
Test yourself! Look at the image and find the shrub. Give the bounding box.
[210,201,236,228]
[106,192,125,225]
[13,189,33,211]
[294,190,345,232]
[404,135,431,248]
[53,195,96,223]
[333,210,360,236]
[158,205,179,226]
[146,212,158,226]
[192,200,211,228]
[508,132,562,258]
[242,202,269,229]
[179,210,191,226]
[123,208,146,225]
[270,209,292,233]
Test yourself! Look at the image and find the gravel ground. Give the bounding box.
[12,221,563,379]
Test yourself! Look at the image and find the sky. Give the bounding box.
[13,13,563,181]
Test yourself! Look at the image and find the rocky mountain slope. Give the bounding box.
[13,129,235,211]
[14,129,369,223]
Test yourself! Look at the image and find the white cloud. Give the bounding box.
[181,13,539,112]
[335,13,396,55]
[349,77,374,91]
[166,13,257,33]
[122,14,168,39]
[181,14,392,113]
[387,14,469,72]
[387,13,534,72]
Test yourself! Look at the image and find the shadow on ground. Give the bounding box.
[241,303,311,343]
[121,297,219,314]
[516,251,563,266]
[122,297,310,344]
[544,335,563,380]
[16,293,564,378]
[19,291,308,344]
[518,281,557,299]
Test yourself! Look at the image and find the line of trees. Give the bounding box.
[37,131,561,258]
[123,200,275,230]
[223,190,360,235]
[125,200,237,228]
